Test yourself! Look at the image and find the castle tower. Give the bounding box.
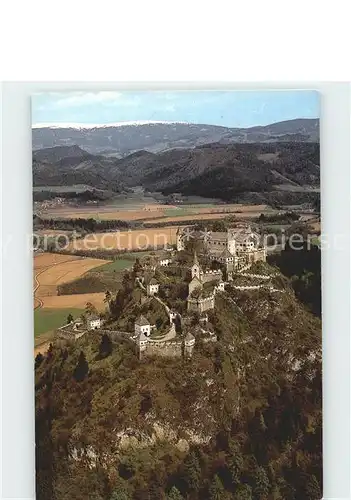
[226,230,236,255]
[191,251,201,280]
[183,331,196,358]
[176,227,185,251]
[136,331,148,359]
[135,315,151,337]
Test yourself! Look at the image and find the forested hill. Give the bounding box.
[35,264,322,500]
[33,142,320,205]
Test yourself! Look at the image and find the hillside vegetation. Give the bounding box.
[35,264,322,500]
[33,142,320,206]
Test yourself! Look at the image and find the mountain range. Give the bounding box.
[33,118,319,156]
[32,119,320,204]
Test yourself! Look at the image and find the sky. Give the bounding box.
[32,90,319,128]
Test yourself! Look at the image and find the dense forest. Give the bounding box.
[33,189,114,202]
[268,242,321,317]
[33,141,320,206]
[34,216,133,233]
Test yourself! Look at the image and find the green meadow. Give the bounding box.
[34,308,83,337]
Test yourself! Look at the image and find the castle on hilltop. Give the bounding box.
[55,223,268,362]
[177,224,266,274]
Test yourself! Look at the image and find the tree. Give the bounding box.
[67,313,74,324]
[271,485,282,500]
[73,351,89,382]
[46,343,54,361]
[228,442,244,485]
[110,489,131,500]
[133,258,142,273]
[167,486,184,500]
[190,312,200,326]
[99,334,112,358]
[209,474,226,500]
[174,314,182,335]
[182,450,201,493]
[304,475,321,500]
[122,272,134,293]
[155,317,163,329]
[85,302,97,315]
[110,289,125,319]
[313,197,321,212]
[104,290,112,305]
[212,220,227,232]
[233,484,253,500]
[61,348,68,361]
[276,477,296,500]
[35,353,44,370]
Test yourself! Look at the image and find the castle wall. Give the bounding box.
[239,272,271,280]
[140,341,183,359]
[202,334,218,343]
[188,278,202,295]
[226,261,235,273]
[54,326,196,360]
[253,248,266,262]
[228,239,236,254]
[187,294,214,313]
[200,270,222,284]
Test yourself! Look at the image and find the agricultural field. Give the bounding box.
[33,253,110,350]
[38,201,176,221]
[58,251,165,297]
[34,307,83,337]
[143,210,267,225]
[41,207,171,221]
[34,253,109,302]
[33,250,158,351]
[41,292,106,310]
[94,258,133,273]
[39,202,271,223]
[34,252,80,270]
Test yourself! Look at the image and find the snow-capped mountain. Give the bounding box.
[32,120,190,129]
[32,119,319,156]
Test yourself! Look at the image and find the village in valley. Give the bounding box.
[53,222,284,360]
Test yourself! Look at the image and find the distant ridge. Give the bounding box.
[32,120,191,129]
[33,118,319,155]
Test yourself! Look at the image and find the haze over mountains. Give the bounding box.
[33,118,319,156]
